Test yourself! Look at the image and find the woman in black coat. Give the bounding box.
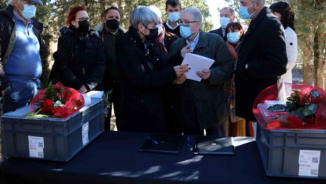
[50,6,105,93]
[118,6,188,133]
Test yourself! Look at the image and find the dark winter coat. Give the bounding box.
[167,31,234,129]
[209,27,225,40]
[235,7,287,120]
[50,26,105,91]
[118,27,177,133]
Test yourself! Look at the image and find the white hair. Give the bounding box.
[130,6,159,29]
[148,5,162,19]
[182,7,202,23]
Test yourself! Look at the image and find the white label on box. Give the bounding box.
[298,150,321,177]
[82,122,89,146]
[28,136,44,159]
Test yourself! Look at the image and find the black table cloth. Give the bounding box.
[0,131,322,184]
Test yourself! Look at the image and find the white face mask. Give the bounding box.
[157,24,163,35]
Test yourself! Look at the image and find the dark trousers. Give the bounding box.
[181,101,226,137]
[104,82,122,131]
[2,80,39,114]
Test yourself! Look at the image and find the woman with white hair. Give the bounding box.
[118,6,189,133]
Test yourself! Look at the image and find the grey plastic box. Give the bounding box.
[256,123,326,179]
[1,98,104,162]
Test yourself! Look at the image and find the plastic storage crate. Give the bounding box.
[1,98,104,162]
[256,123,326,179]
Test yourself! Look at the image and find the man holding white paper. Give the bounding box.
[168,7,234,137]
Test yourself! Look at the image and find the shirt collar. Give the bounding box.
[166,21,179,30]
[186,32,200,52]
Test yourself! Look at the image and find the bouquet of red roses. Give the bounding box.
[28,82,85,118]
[253,83,326,130]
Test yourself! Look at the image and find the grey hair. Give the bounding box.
[148,5,162,19]
[182,7,202,23]
[252,0,265,6]
[130,6,159,29]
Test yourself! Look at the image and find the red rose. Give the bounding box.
[266,121,282,129]
[41,99,54,115]
[288,116,303,128]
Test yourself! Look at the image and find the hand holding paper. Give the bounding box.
[181,53,215,82]
[197,69,211,80]
[173,64,190,78]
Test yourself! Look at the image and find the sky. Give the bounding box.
[205,0,230,29]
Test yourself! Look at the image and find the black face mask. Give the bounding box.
[106,19,120,30]
[145,28,158,42]
[78,20,90,34]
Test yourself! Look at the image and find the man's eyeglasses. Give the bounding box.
[179,20,199,26]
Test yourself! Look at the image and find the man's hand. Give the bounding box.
[197,69,211,80]
[173,74,187,84]
[1,88,7,97]
[79,85,88,94]
[174,64,190,78]
[181,44,192,58]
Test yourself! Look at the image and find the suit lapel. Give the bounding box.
[193,31,208,52]
[238,7,268,53]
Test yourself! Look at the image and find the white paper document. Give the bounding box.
[298,150,321,177]
[181,53,215,82]
[28,136,45,158]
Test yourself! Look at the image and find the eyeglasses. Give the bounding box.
[76,17,89,22]
[143,24,157,30]
[179,20,199,26]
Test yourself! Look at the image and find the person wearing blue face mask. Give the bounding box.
[225,22,245,60]
[224,22,246,136]
[210,7,236,40]
[164,0,182,38]
[167,7,234,137]
[0,0,45,113]
[235,0,287,136]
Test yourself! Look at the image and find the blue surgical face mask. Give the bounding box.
[21,4,37,19]
[180,25,193,39]
[168,12,180,22]
[227,32,240,44]
[239,6,252,19]
[220,17,230,29]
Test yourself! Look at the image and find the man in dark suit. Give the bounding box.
[210,7,236,40]
[168,7,234,137]
[235,0,287,124]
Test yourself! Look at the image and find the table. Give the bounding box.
[0,131,322,184]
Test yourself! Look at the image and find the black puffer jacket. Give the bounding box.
[0,5,45,91]
[50,26,106,91]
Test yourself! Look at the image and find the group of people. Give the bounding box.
[0,0,297,138]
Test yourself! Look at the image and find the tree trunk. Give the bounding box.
[302,47,314,85]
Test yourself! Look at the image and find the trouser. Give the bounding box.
[104,82,121,131]
[2,79,39,114]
